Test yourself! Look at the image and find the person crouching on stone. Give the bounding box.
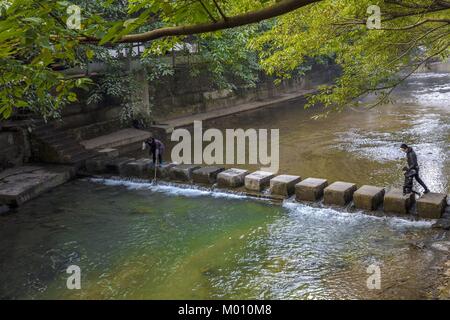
[400,143,430,194]
[143,137,165,166]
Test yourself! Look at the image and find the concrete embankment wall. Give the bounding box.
[0,125,31,171]
[84,156,450,228]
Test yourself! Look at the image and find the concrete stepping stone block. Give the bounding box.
[417,193,447,219]
[150,163,176,179]
[217,168,249,188]
[245,171,276,191]
[169,164,201,181]
[270,175,302,197]
[192,166,225,184]
[120,159,152,178]
[324,181,357,206]
[353,185,385,211]
[105,157,135,174]
[383,189,415,214]
[295,178,328,201]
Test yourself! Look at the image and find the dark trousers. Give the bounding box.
[413,169,429,191]
[150,149,162,164]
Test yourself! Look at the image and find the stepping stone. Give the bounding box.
[169,164,201,181]
[217,168,249,188]
[324,181,357,206]
[105,157,135,174]
[97,148,119,158]
[149,163,176,179]
[85,157,108,174]
[383,189,415,214]
[353,185,385,211]
[295,178,328,201]
[192,166,225,184]
[120,159,152,178]
[245,171,276,191]
[270,175,302,197]
[417,193,447,219]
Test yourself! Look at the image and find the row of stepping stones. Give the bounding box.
[85,157,447,220]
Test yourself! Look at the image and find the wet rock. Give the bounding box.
[119,159,152,178]
[353,185,385,211]
[432,219,450,230]
[192,166,225,184]
[270,175,302,197]
[383,189,415,214]
[295,178,328,202]
[217,168,249,188]
[169,164,201,181]
[417,193,447,219]
[324,181,357,206]
[245,171,275,191]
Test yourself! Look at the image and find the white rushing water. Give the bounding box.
[89,178,435,230]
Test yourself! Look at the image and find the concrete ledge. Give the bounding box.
[324,181,357,206]
[245,171,275,191]
[384,189,415,214]
[217,168,249,188]
[270,175,302,197]
[97,148,119,158]
[169,164,201,181]
[192,166,225,184]
[81,128,151,150]
[295,178,328,201]
[119,159,152,178]
[0,165,75,206]
[417,193,447,219]
[353,185,385,211]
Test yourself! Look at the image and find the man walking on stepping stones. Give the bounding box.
[400,143,430,194]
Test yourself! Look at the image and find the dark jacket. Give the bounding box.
[146,139,165,154]
[406,147,419,170]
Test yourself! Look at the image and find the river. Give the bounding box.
[0,72,448,299]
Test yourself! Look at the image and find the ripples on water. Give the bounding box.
[0,179,440,300]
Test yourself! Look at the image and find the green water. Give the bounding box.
[0,179,440,300]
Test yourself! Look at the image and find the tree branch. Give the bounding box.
[80,0,320,44]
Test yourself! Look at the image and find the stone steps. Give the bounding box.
[31,122,97,167]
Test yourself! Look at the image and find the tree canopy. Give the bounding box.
[0,0,449,119]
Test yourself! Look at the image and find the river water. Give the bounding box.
[0,72,449,299]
